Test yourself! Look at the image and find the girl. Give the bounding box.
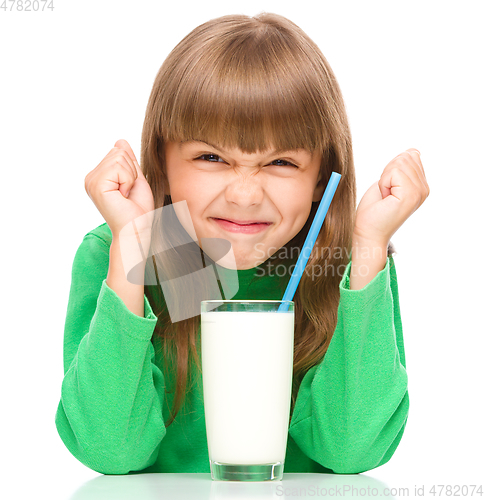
[55,12,429,475]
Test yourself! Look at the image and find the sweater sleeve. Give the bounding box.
[54,233,166,475]
[288,255,409,474]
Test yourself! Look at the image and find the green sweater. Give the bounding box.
[55,222,409,475]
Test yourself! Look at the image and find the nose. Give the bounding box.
[224,169,264,208]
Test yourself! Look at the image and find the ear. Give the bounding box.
[312,171,325,202]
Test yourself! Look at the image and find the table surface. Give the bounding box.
[67,472,399,499]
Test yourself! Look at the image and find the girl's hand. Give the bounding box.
[353,148,430,247]
[85,139,155,239]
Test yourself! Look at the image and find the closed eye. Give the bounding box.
[195,154,298,168]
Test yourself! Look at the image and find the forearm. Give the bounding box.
[349,235,388,290]
[289,251,408,473]
[56,295,164,474]
[107,235,147,317]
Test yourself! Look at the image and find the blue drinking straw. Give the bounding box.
[278,171,342,312]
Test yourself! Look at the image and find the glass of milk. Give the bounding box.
[201,300,294,481]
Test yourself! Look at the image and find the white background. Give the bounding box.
[1,0,484,499]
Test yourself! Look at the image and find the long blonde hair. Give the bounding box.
[139,12,394,427]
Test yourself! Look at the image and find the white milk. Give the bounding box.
[201,310,294,464]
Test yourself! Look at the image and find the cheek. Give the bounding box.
[169,175,211,216]
[280,187,313,215]
[284,196,314,231]
[166,167,199,201]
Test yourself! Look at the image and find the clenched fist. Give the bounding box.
[85,139,155,239]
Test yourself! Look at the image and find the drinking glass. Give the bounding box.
[201,300,294,481]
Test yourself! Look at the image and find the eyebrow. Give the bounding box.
[180,139,312,159]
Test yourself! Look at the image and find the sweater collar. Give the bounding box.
[213,254,298,301]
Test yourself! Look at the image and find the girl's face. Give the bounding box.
[164,139,324,270]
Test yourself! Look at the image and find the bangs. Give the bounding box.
[159,23,332,155]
